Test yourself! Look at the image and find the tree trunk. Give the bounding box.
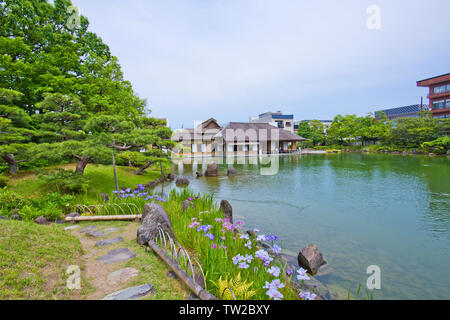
[76,157,90,175]
[136,162,152,175]
[2,154,18,175]
[159,160,164,181]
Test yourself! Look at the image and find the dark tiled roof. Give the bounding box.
[218,122,306,142]
[376,104,429,117]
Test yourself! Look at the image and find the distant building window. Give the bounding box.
[434,85,447,94]
[447,84,450,92]
[192,144,198,153]
[202,144,207,152]
[286,122,291,127]
[446,99,450,109]
[244,145,249,152]
[432,100,446,110]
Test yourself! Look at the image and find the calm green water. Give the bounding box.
[166,153,450,300]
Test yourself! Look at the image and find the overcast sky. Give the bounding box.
[71,0,450,128]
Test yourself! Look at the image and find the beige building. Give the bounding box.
[172,119,306,158]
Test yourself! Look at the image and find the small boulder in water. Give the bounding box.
[298,244,326,275]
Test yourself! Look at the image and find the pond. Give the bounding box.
[163,153,450,300]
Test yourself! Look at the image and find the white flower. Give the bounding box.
[297,268,311,281]
[256,235,266,242]
[240,234,250,240]
[267,266,281,277]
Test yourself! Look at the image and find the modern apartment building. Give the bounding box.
[417,73,450,119]
[250,111,296,133]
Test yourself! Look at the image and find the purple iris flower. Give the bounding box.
[204,233,215,241]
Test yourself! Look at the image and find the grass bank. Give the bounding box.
[0,220,88,299]
[4,164,163,203]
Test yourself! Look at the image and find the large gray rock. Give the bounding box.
[102,283,154,300]
[205,162,218,177]
[0,215,9,220]
[196,171,203,178]
[220,200,233,223]
[97,248,137,265]
[35,216,50,225]
[175,176,190,187]
[298,244,326,275]
[227,166,238,176]
[447,149,450,155]
[137,203,175,245]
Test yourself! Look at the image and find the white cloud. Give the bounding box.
[72,0,450,127]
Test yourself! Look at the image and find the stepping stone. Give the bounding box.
[102,283,154,300]
[104,227,122,234]
[97,248,136,265]
[80,226,97,233]
[86,230,108,237]
[96,237,124,247]
[107,267,139,285]
[64,225,80,231]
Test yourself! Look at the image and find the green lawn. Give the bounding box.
[6,163,164,203]
[0,220,89,300]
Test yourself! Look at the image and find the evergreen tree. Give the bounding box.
[0,88,34,173]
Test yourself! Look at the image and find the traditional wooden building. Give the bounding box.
[172,119,306,157]
[172,118,222,157]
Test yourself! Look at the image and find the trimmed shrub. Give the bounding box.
[38,169,89,194]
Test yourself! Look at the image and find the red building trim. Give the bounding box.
[417,73,450,118]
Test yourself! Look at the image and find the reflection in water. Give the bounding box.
[166,154,450,299]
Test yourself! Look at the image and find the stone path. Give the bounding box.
[97,248,136,265]
[69,222,156,300]
[102,283,154,300]
[96,237,124,247]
